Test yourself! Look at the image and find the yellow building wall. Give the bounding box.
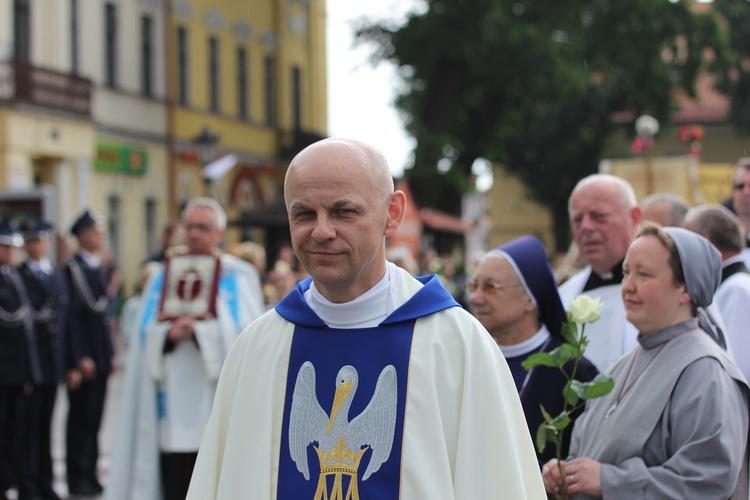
[487,165,555,251]
[602,156,735,205]
[167,0,328,249]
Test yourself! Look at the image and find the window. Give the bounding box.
[292,66,302,130]
[145,199,157,256]
[70,0,78,72]
[237,47,248,120]
[107,196,121,264]
[13,0,31,62]
[104,3,117,87]
[141,15,153,96]
[177,27,189,105]
[264,55,276,126]
[209,36,220,113]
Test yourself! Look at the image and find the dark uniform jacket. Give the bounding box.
[18,261,70,383]
[61,253,114,375]
[0,266,37,386]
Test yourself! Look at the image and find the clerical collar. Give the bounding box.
[79,249,101,269]
[722,254,745,270]
[582,260,624,291]
[305,262,399,329]
[498,325,551,358]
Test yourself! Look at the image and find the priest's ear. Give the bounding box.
[384,190,406,237]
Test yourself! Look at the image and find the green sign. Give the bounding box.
[94,143,148,175]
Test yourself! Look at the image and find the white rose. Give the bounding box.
[570,295,602,324]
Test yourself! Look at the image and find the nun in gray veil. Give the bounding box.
[542,222,749,499]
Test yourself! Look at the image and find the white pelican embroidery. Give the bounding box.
[289,362,397,499]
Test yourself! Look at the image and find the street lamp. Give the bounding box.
[191,126,220,197]
[633,115,659,195]
[678,124,705,204]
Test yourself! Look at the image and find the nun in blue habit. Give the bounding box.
[468,235,599,465]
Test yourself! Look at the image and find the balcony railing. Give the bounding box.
[0,60,91,116]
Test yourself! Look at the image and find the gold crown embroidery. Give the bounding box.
[313,435,369,500]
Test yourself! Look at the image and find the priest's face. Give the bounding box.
[621,235,691,335]
[569,180,641,276]
[468,254,535,343]
[184,206,224,254]
[284,140,404,303]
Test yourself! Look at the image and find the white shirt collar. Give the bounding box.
[722,254,745,269]
[28,258,53,274]
[305,262,399,329]
[498,324,551,358]
[79,249,101,268]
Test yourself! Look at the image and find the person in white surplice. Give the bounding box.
[105,198,264,500]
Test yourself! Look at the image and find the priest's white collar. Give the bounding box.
[305,261,399,329]
[498,325,551,358]
[722,254,745,269]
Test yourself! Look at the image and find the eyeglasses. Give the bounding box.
[734,182,750,192]
[464,279,523,295]
[185,223,215,233]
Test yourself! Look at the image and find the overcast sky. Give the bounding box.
[325,0,421,177]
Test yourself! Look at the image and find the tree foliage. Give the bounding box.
[356,0,746,250]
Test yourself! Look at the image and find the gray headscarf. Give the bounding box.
[663,227,721,308]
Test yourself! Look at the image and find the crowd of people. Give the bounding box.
[2,142,750,499]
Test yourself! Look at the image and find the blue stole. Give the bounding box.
[276,275,458,499]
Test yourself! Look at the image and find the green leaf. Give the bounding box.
[548,411,571,431]
[569,379,588,399]
[582,374,616,399]
[522,352,557,370]
[550,343,578,366]
[563,383,580,406]
[536,422,548,453]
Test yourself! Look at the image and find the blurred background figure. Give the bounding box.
[16,219,69,500]
[144,220,185,264]
[467,236,598,465]
[62,209,115,497]
[640,192,690,227]
[118,261,160,350]
[106,197,264,500]
[266,244,300,305]
[729,158,750,266]
[228,241,266,274]
[0,221,31,500]
[229,241,277,308]
[684,204,750,382]
[386,245,419,275]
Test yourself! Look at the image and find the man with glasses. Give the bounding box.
[467,236,598,466]
[730,158,750,267]
[106,197,265,500]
